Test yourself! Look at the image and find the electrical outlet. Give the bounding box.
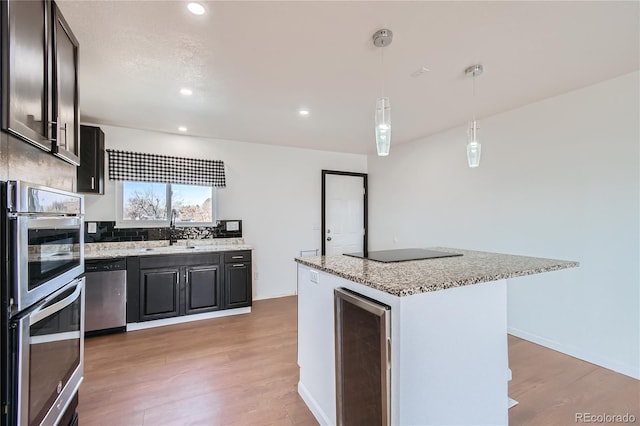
[87,222,97,234]
[254,271,259,281]
[310,270,319,284]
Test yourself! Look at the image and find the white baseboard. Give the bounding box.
[508,327,640,380]
[127,307,251,331]
[298,381,333,426]
[253,292,296,301]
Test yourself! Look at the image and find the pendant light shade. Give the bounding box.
[465,64,484,168]
[375,97,391,156]
[373,29,393,156]
[467,119,481,168]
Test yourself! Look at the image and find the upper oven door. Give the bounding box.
[12,215,84,313]
[7,181,84,314]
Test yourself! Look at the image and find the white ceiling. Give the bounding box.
[57,1,639,155]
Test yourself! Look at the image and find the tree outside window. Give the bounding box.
[122,181,213,224]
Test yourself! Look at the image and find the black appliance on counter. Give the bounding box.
[344,248,462,263]
[1,181,85,426]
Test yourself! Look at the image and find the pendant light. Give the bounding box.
[373,29,393,156]
[465,64,483,168]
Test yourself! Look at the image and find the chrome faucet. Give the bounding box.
[169,209,178,245]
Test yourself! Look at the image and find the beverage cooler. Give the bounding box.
[334,288,391,426]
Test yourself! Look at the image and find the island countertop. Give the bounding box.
[294,248,579,297]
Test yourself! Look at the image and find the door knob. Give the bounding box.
[326,236,332,241]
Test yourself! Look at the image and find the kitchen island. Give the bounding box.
[295,248,578,426]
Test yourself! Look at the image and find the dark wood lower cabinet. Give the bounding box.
[224,262,252,308]
[185,265,221,314]
[140,267,180,321]
[128,251,251,323]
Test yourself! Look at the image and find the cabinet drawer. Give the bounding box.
[224,251,251,263]
[139,252,220,269]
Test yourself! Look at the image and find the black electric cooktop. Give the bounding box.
[344,248,463,263]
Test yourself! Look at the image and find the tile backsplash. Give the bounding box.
[85,220,242,243]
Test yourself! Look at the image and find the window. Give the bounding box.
[122,181,167,221]
[118,181,215,226]
[171,184,213,223]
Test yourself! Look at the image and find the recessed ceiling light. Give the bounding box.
[178,126,188,132]
[187,2,205,15]
[298,109,310,117]
[180,88,193,96]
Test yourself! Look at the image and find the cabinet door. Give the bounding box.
[224,262,252,308]
[185,265,221,314]
[2,0,53,151]
[77,125,104,194]
[51,2,79,165]
[139,268,180,321]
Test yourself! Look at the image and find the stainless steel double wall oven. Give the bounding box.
[1,181,85,426]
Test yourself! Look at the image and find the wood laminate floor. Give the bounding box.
[79,296,639,426]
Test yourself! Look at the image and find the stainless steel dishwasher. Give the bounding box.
[85,258,127,336]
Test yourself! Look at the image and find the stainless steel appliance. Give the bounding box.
[84,258,126,335]
[7,181,84,313]
[334,288,391,426]
[13,278,84,425]
[1,181,84,426]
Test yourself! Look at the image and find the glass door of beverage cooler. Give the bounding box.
[334,288,391,426]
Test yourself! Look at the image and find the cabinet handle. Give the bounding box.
[48,120,58,143]
[60,123,68,149]
[231,256,243,259]
[176,274,179,285]
[185,273,189,284]
[90,177,95,190]
[232,264,244,268]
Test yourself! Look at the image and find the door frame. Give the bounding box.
[321,170,368,255]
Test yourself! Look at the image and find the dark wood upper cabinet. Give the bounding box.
[77,125,104,194]
[1,0,80,165]
[51,2,79,165]
[1,0,53,151]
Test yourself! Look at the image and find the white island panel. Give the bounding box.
[398,280,508,425]
[298,264,510,426]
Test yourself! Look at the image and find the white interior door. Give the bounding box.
[324,173,365,255]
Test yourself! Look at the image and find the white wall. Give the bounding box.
[84,125,367,300]
[367,72,640,379]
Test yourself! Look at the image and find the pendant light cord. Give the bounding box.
[472,72,476,122]
[381,46,385,99]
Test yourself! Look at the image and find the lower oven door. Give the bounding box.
[13,277,85,426]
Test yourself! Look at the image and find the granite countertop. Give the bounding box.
[85,238,252,259]
[295,248,579,297]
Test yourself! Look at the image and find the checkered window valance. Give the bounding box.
[106,150,226,187]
